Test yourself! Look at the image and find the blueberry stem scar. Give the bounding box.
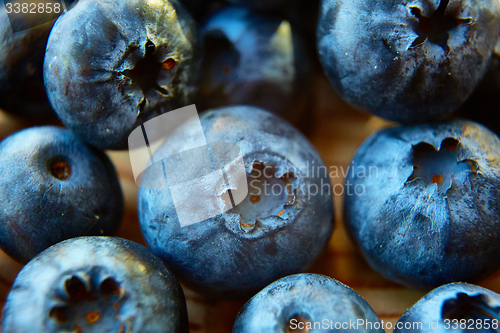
[123,40,176,112]
[49,275,125,330]
[441,293,500,321]
[47,156,71,180]
[407,138,477,192]
[234,161,297,233]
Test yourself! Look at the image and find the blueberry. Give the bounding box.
[394,283,500,333]
[43,0,200,150]
[1,236,188,333]
[0,126,123,263]
[317,0,500,123]
[198,6,311,123]
[0,7,56,120]
[233,273,384,333]
[344,119,500,289]
[138,106,334,299]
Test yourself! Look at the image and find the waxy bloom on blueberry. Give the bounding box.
[1,237,189,333]
[233,274,384,333]
[138,106,334,299]
[394,283,500,333]
[44,0,200,149]
[344,119,500,289]
[317,0,500,123]
[0,126,123,263]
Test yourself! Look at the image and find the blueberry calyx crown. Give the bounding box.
[409,0,473,54]
[441,292,500,323]
[122,40,177,115]
[48,271,130,332]
[407,137,478,192]
[47,156,72,181]
[227,160,299,235]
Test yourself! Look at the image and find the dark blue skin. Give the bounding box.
[198,6,311,123]
[344,119,500,290]
[43,0,200,150]
[317,0,500,124]
[394,283,500,333]
[233,273,384,333]
[138,106,334,299]
[1,237,189,333]
[0,126,123,264]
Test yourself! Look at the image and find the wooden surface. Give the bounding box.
[1,74,500,332]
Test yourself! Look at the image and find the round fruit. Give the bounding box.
[344,119,500,289]
[0,126,123,263]
[44,0,200,149]
[317,0,500,123]
[1,237,188,333]
[138,106,334,299]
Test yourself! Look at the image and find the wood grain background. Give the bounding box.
[1,73,500,333]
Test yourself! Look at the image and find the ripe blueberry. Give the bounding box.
[317,0,500,123]
[0,126,123,263]
[344,119,500,289]
[1,237,189,333]
[138,106,334,299]
[43,0,200,149]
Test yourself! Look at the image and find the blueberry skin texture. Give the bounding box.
[138,106,334,299]
[344,119,500,289]
[394,283,500,333]
[198,6,311,121]
[0,126,123,263]
[233,273,384,333]
[1,237,189,333]
[317,0,500,124]
[0,8,55,120]
[44,0,200,150]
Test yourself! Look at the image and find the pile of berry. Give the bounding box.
[1,0,500,332]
